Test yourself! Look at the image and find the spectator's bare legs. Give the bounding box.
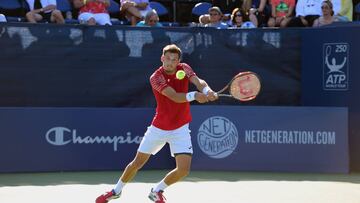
[267,17,276,27]
[280,17,291,27]
[120,152,151,182]
[121,1,142,26]
[26,11,43,23]
[161,154,191,186]
[51,10,65,24]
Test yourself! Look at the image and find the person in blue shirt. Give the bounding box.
[204,7,228,29]
[136,9,163,27]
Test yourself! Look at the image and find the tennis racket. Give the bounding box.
[215,71,261,101]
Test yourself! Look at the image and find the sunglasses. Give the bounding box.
[235,13,242,17]
[209,13,220,16]
[321,6,330,9]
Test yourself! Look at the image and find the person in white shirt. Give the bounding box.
[25,0,64,24]
[287,0,322,27]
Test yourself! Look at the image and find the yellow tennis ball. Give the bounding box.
[176,70,186,80]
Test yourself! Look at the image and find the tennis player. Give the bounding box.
[95,44,217,203]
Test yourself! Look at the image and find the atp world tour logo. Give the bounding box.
[197,116,238,159]
[323,43,349,90]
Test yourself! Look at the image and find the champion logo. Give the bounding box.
[45,127,142,151]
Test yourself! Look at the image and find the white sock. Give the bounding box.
[153,180,168,192]
[113,179,125,194]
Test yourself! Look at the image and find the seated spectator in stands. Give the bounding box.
[212,0,242,23]
[229,8,257,28]
[331,0,353,21]
[199,0,242,25]
[203,7,228,29]
[287,0,322,27]
[136,9,162,27]
[73,0,112,25]
[25,0,65,24]
[242,0,271,27]
[120,0,152,26]
[0,14,6,22]
[313,0,341,26]
[267,0,295,27]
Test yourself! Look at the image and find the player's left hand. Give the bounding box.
[207,90,218,101]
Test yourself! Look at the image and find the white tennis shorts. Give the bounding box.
[78,12,112,25]
[138,124,193,157]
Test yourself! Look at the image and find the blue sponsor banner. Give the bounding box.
[0,108,174,173]
[0,106,348,173]
[190,106,349,173]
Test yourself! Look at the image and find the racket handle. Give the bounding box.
[217,93,233,98]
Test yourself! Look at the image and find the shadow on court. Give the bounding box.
[0,170,359,186]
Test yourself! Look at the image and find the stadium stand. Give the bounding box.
[150,1,168,16]
[192,2,212,16]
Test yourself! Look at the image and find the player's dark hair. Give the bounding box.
[163,44,182,59]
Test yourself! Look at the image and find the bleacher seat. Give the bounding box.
[192,2,212,16]
[108,0,120,15]
[0,0,22,10]
[6,16,26,22]
[149,1,168,16]
[56,0,72,12]
[111,19,130,25]
[161,22,179,27]
[356,3,360,21]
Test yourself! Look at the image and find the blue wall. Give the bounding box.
[0,23,359,171]
[301,25,360,171]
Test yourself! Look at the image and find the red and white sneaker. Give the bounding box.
[148,188,166,203]
[95,189,121,203]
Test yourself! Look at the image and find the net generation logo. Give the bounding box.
[197,116,238,159]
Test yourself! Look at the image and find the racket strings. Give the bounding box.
[230,74,260,101]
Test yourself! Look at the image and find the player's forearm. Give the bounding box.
[163,91,207,103]
[168,92,189,103]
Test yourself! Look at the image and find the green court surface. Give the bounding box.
[0,171,359,203]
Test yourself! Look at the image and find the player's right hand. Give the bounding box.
[207,90,218,101]
[195,92,209,103]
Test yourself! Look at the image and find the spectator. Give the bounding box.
[25,0,65,24]
[332,0,353,21]
[242,0,271,27]
[120,0,152,26]
[313,0,340,26]
[229,8,258,28]
[136,9,162,27]
[0,14,6,22]
[212,0,243,23]
[287,0,322,27]
[201,7,228,29]
[73,0,112,25]
[267,0,295,27]
[203,7,229,29]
